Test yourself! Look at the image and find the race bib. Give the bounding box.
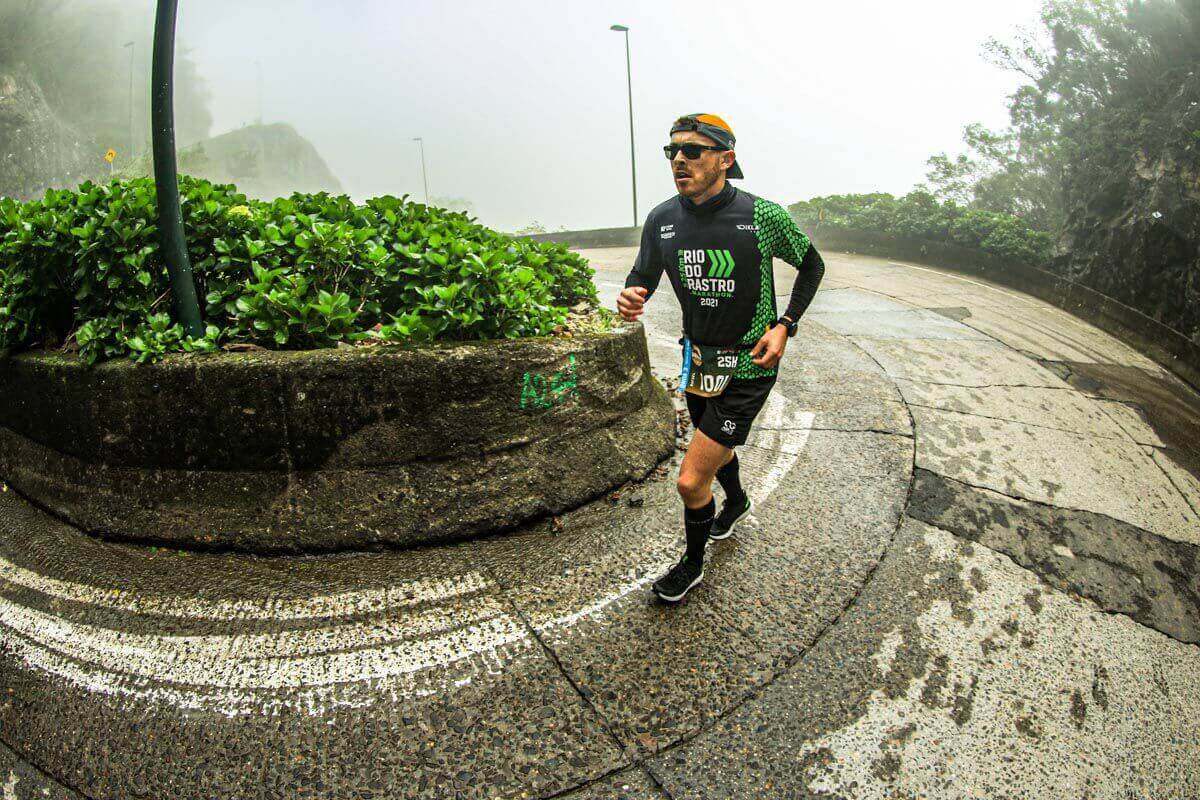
[680,338,739,397]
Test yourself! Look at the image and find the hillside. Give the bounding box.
[0,67,97,200]
[124,123,343,199]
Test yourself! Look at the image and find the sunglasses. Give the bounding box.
[663,142,728,160]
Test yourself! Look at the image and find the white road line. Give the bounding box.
[0,557,492,620]
[535,557,678,631]
[1,590,508,661]
[0,384,814,714]
[0,596,527,691]
[751,393,816,506]
[3,623,537,717]
[534,393,815,628]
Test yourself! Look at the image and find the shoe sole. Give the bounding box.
[709,499,753,541]
[654,571,704,603]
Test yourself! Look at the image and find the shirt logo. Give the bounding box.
[678,249,735,299]
[705,250,735,278]
[737,224,758,231]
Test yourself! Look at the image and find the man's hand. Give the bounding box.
[750,324,788,368]
[617,286,649,322]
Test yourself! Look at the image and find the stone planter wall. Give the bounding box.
[0,323,675,552]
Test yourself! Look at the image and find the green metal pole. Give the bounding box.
[151,0,204,338]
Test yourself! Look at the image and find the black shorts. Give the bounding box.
[685,375,777,448]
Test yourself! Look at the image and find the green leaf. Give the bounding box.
[0,175,601,364]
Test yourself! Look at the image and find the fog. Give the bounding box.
[170,0,1043,231]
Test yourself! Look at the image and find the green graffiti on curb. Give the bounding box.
[520,355,578,410]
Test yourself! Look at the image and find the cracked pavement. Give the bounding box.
[0,249,1197,799]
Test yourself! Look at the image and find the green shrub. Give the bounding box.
[0,177,598,364]
[788,190,1053,266]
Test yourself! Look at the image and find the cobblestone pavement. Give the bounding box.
[0,249,1196,799]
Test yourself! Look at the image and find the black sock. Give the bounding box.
[684,498,716,563]
[715,455,747,507]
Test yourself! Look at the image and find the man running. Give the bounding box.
[616,113,825,602]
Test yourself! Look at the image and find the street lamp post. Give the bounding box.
[151,0,204,337]
[412,137,429,204]
[610,24,637,228]
[124,41,136,160]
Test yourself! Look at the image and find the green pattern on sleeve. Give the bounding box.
[734,198,790,379]
[777,211,813,268]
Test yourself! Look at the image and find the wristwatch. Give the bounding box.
[772,316,799,337]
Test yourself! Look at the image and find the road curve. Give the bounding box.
[0,249,1196,799]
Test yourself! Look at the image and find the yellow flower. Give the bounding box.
[228,205,253,218]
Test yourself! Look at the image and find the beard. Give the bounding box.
[673,161,723,199]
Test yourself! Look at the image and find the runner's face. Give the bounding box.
[669,131,733,199]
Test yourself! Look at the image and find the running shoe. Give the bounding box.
[652,556,703,602]
[709,496,752,540]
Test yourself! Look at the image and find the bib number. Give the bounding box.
[680,338,738,397]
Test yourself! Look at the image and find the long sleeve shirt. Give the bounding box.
[624,182,825,379]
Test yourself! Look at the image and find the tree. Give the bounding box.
[976,0,1200,341]
[515,221,548,235]
[926,121,1067,231]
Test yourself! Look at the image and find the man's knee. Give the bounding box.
[676,470,710,504]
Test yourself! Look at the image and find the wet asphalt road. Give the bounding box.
[0,248,1197,799]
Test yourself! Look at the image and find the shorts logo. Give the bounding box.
[722,419,737,435]
[737,224,759,231]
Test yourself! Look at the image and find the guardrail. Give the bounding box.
[531,225,1200,393]
[520,226,642,248]
[813,227,1200,393]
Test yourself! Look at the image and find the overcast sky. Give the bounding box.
[177,0,1045,232]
